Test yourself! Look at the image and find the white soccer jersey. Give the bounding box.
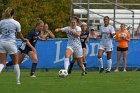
[61,26,83,57]
[99,25,115,49]
[0,19,21,43]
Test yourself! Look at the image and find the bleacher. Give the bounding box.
[74,9,140,30]
[71,0,140,37]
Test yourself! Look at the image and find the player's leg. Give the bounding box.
[74,47,85,75]
[106,51,112,72]
[123,50,127,72]
[6,51,25,67]
[114,50,121,72]
[98,49,104,73]
[68,57,76,74]
[77,57,85,76]
[10,53,21,84]
[28,50,38,77]
[0,53,6,72]
[83,48,87,69]
[64,47,73,71]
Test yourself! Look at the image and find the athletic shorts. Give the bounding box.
[98,44,113,52]
[117,47,128,51]
[81,42,86,49]
[67,46,83,58]
[0,41,17,54]
[18,43,32,54]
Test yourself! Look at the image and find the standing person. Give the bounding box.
[6,19,44,77]
[0,7,27,84]
[40,23,55,40]
[68,22,89,74]
[55,18,86,76]
[114,23,130,72]
[98,16,115,73]
[137,23,140,38]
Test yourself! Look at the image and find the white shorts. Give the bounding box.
[0,41,17,54]
[67,46,83,58]
[98,44,113,52]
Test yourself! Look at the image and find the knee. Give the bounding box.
[32,58,38,63]
[98,55,102,59]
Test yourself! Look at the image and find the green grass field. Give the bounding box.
[0,70,140,93]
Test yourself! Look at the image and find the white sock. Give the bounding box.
[107,59,112,71]
[98,58,103,69]
[14,64,20,82]
[0,64,4,72]
[64,58,69,71]
[81,65,85,72]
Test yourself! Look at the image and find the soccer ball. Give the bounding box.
[58,69,68,77]
[121,33,126,38]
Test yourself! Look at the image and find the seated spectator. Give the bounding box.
[89,27,99,39]
[40,23,55,40]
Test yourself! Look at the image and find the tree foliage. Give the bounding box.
[0,0,140,37]
[0,0,70,37]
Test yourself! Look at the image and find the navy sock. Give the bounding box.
[6,61,14,67]
[30,63,37,76]
[68,62,75,74]
[83,63,86,68]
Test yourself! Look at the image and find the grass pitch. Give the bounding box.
[0,70,140,93]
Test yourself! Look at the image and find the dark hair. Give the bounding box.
[71,16,79,23]
[104,16,110,20]
[10,8,14,16]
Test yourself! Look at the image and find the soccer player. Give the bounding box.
[6,19,44,77]
[114,23,130,72]
[98,16,115,73]
[68,22,89,74]
[0,7,27,84]
[55,18,86,75]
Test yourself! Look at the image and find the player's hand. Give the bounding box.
[80,39,84,42]
[55,28,60,32]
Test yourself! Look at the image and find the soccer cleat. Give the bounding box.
[105,70,111,73]
[114,69,119,72]
[30,75,36,78]
[17,81,21,85]
[99,68,104,73]
[123,69,126,72]
[81,71,86,76]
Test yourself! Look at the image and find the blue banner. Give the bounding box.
[7,39,140,68]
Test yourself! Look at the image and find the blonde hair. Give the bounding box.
[35,18,44,27]
[2,7,14,19]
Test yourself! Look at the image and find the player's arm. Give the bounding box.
[69,29,81,37]
[115,33,122,42]
[17,32,28,42]
[55,28,63,32]
[86,34,89,43]
[26,41,36,53]
[48,31,55,38]
[125,32,130,41]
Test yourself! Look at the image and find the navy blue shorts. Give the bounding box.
[19,47,32,54]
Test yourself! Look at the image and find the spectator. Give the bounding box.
[89,27,99,39]
[114,23,130,72]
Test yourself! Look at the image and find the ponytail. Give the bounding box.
[2,7,14,19]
